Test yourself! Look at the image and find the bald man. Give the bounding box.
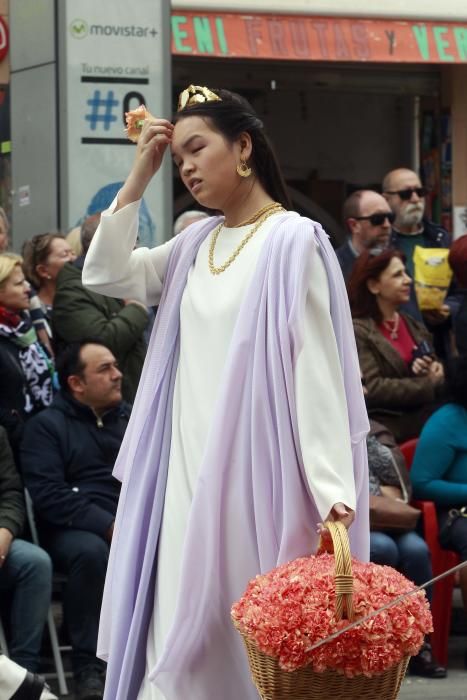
[336,190,393,281]
[173,209,208,236]
[382,167,451,326]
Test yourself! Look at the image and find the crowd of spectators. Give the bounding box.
[52,215,148,403]
[0,169,465,698]
[0,207,200,699]
[339,165,467,677]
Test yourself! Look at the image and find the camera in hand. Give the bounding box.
[412,340,434,361]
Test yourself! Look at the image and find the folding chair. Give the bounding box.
[0,616,8,655]
[24,489,71,695]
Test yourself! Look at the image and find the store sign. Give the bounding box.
[60,0,171,245]
[171,12,467,63]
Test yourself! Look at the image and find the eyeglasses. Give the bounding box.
[384,187,427,200]
[353,212,396,226]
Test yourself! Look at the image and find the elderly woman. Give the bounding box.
[22,232,76,333]
[348,248,444,442]
[0,254,55,450]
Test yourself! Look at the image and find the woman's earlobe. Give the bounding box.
[36,263,48,281]
[239,132,253,159]
[367,280,380,296]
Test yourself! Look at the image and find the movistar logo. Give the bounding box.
[70,19,88,39]
[69,18,157,40]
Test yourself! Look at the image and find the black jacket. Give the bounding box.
[335,240,358,283]
[0,337,42,453]
[452,289,467,354]
[0,338,27,441]
[394,218,450,248]
[0,426,25,538]
[20,391,130,539]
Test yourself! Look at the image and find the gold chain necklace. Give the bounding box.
[208,204,285,275]
[231,201,283,228]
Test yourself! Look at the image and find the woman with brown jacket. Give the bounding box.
[348,249,444,441]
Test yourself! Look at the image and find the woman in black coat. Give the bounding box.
[0,254,55,451]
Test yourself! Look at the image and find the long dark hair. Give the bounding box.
[347,248,405,324]
[446,355,467,410]
[173,89,291,210]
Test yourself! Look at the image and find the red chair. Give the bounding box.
[400,438,459,666]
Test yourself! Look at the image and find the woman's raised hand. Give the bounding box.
[134,118,174,182]
[118,118,174,209]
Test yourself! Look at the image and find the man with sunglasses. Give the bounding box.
[336,190,393,281]
[383,168,451,330]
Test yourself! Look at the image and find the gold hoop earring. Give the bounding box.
[237,160,252,178]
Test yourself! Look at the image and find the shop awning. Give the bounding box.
[171,11,467,63]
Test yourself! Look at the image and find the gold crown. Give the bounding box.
[177,85,222,111]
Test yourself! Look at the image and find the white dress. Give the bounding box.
[83,200,356,700]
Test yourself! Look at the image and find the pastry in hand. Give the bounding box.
[124,104,156,143]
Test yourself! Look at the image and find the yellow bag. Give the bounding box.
[413,246,453,311]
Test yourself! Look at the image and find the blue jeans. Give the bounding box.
[370,530,433,603]
[0,538,52,671]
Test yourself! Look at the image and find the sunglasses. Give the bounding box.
[384,187,427,200]
[354,212,396,226]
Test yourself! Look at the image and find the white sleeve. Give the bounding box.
[82,195,176,307]
[295,243,356,521]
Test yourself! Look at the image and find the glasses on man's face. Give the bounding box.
[353,212,396,227]
[384,187,427,201]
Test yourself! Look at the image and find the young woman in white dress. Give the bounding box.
[83,86,369,700]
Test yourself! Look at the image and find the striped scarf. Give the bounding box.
[0,305,54,414]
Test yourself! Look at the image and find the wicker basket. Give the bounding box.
[234,521,410,700]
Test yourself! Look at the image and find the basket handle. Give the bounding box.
[317,520,354,622]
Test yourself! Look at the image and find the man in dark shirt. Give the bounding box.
[383,168,452,356]
[21,340,130,700]
[382,168,451,321]
[335,190,393,282]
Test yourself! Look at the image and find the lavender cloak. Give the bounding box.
[98,212,369,700]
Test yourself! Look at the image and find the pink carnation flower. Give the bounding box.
[124,105,156,143]
[231,554,432,676]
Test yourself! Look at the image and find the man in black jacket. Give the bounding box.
[21,340,130,700]
[382,168,451,320]
[0,426,55,697]
[335,190,393,282]
[383,167,452,357]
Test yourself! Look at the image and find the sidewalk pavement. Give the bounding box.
[54,636,467,699]
[400,635,467,699]
[48,604,467,699]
